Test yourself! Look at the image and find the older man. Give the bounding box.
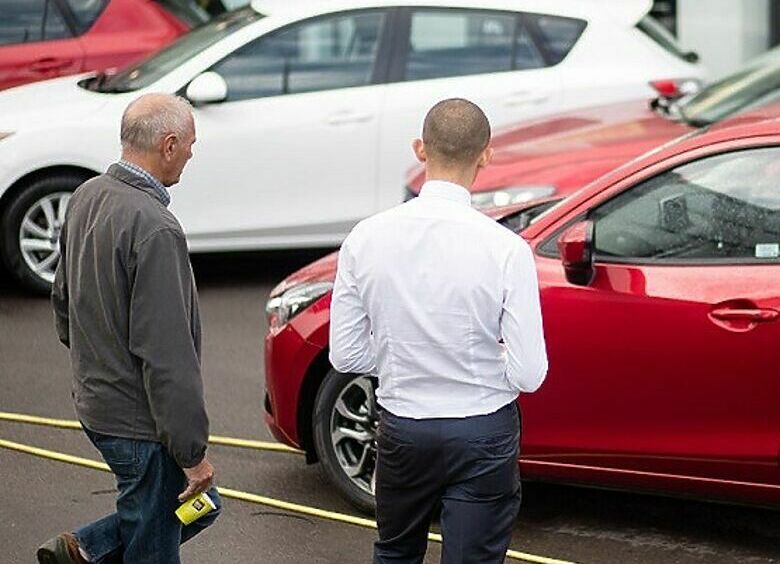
[330,99,548,563]
[40,94,220,564]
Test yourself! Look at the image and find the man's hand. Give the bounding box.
[178,456,215,502]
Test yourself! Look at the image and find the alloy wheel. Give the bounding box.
[18,192,71,284]
[329,375,378,496]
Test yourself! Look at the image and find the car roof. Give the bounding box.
[250,0,652,25]
[549,105,780,213]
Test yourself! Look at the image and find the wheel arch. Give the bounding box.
[296,346,333,464]
[0,165,99,217]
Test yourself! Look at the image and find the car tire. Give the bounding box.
[313,369,378,514]
[0,173,87,295]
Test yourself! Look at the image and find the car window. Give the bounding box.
[405,9,519,80]
[63,0,108,34]
[213,11,385,101]
[0,0,71,46]
[515,17,545,70]
[525,13,585,65]
[591,148,780,263]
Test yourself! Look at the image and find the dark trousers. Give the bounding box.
[75,427,221,564]
[374,402,521,564]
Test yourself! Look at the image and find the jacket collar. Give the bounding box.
[106,163,169,206]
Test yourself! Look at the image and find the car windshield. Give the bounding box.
[677,46,780,126]
[82,7,262,93]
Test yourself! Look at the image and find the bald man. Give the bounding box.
[330,99,548,563]
[41,94,220,564]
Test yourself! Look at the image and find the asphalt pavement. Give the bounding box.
[1,251,778,564]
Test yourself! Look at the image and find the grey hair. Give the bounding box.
[120,94,193,153]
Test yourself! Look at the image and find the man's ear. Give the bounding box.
[412,138,427,163]
[163,134,178,161]
[477,146,494,170]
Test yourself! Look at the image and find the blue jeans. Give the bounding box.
[75,427,221,564]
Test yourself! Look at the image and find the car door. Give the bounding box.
[375,8,585,210]
[176,10,388,249]
[0,0,84,90]
[525,145,780,490]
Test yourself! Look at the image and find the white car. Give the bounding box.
[0,0,703,292]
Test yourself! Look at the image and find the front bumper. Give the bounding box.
[263,323,324,450]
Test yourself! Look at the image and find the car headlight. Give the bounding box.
[265,281,334,327]
[471,186,556,209]
[0,132,14,142]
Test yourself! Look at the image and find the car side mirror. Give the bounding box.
[557,220,595,286]
[186,72,228,105]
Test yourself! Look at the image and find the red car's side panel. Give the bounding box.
[520,256,780,502]
[0,0,187,90]
[0,38,85,91]
[79,0,188,74]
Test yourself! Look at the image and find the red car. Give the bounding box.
[264,110,780,512]
[405,44,780,209]
[0,0,220,91]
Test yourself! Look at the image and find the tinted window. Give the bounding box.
[0,0,70,46]
[527,13,585,65]
[64,0,108,33]
[214,11,385,101]
[515,18,545,70]
[591,148,780,263]
[405,10,517,80]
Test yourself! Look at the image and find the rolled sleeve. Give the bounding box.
[329,243,376,374]
[501,240,548,393]
[129,228,208,468]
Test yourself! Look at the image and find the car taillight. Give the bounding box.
[650,78,701,99]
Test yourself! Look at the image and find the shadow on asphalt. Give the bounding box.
[190,248,336,289]
[518,482,780,557]
[0,248,337,298]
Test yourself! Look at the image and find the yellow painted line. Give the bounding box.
[0,411,302,454]
[0,437,577,564]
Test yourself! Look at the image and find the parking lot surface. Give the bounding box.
[1,252,778,564]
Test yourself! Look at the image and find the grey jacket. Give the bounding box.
[52,164,208,468]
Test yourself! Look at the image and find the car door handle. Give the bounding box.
[504,92,549,107]
[30,58,73,72]
[710,308,779,322]
[327,112,373,126]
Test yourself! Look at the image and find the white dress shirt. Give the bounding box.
[329,180,548,419]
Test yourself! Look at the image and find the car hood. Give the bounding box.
[407,100,691,196]
[270,204,543,296]
[0,74,112,131]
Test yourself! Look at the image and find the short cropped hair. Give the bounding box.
[422,98,491,165]
[120,94,193,153]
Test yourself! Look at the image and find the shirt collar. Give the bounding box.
[419,180,472,207]
[116,160,171,207]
